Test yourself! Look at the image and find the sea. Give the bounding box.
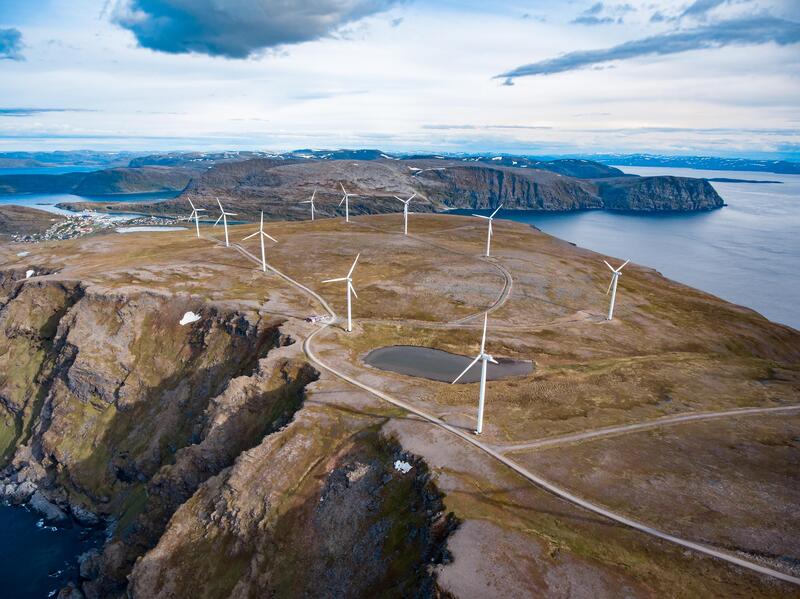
[464,166,800,330]
[0,502,102,598]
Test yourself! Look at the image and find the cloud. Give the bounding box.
[111,0,400,58]
[0,28,24,61]
[572,15,615,25]
[0,108,94,117]
[497,15,800,81]
[681,0,727,19]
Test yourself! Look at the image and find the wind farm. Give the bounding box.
[2,200,799,598]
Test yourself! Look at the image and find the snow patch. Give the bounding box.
[25,269,35,279]
[16,251,30,257]
[179,311,202,326]
[393,460,412,474]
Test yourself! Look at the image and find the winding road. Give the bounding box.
[217,227,800,587]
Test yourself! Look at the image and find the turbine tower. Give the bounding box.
[604,259,630,320]
[243,211,278,272]
[301,189,317,221]
[339,183,358,223]
[187,199,206,238]
[472,204,503,257]
[393,192,416,235]
[213,198,238,247]
[452,313,497,435]
[322,253,360,332]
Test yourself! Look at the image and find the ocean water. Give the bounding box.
[0,167,179,216]
[0,503,101,598]
[466,166,800,330]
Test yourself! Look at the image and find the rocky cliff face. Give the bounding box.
[597,176,724,211]
[0,275,455,597]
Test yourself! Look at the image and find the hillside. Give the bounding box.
[0,214,797,597]
[0,167,194,196]
[59,158,723,220]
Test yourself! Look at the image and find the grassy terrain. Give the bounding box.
[1,212,798,596]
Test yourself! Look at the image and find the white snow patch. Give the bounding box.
[393,460,412,474]
[25,269,35,279]
[491,156,502,161]
[179,311,202,326]
[16,251,30,257]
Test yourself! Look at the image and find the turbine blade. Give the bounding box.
[259,211,264,231]
[188,199,196,210]
[216,197,224,211]
[347,253,360,278]
[196,208,206,212]
[490,204,503,218]
[263,232,278,243]
[617,259,630,271]
[603,260,615,272]
[340,182,347,194]
[348,282,358,299]
[606,276,614,295]
[408,192,416,201]
[472,214,491,220]
[322,277,347,283]
[488,356,499,364]
[312,189,316,201]
[226,212,238,216]
[452,355,481,384]
[214,214,223,226]
[243,231,258,240]
[339,196,346,207]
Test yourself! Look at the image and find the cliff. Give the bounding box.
[597,176,724,211]
[67,158,723,221]
[0,271,456,598]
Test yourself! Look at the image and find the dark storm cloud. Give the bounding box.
[497,15,800,81]
[112,0,401,58]
[0,28,23,60]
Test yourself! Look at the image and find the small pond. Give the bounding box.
[364,345,533,383]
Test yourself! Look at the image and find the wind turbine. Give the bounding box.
[187,199,206,238]
[472,204,503,257]
[452,313,497,435]
[243,211,277,272]
[339,183,358,223]
[393,192,416,235]
[301,189,317,221]
[604,259,630,320]
[213,198,237,247]
[322,253,359,332]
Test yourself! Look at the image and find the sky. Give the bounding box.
[0,0,799,158]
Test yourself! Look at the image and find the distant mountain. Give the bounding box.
[0,167,192,195]
[0,150,138,168]
[587,154,800,175]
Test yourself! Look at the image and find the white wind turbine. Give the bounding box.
[187,199,206,238]
[472,204,503,257]
[213,198,237,247]
[322,253,359,333]
[393,192,416,235]
[243,211,277,272]
[339,183,358,223]
[301,189,317,221]
[452,313,497,435]
[604,259,630,320]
